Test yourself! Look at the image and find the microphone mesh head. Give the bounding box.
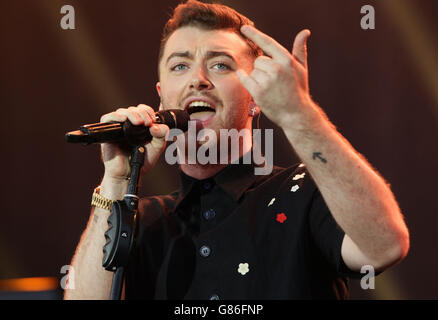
[160,109,190,132]
[172,109,190,132]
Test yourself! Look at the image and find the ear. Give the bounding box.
[156,82,164,110]
[156,82,161,97]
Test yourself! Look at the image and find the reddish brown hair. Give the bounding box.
[158,0,262,68]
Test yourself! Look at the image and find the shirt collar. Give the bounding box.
[214,159,259,201]
[175,153,262,206]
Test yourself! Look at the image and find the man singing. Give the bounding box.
[65,0,409,299]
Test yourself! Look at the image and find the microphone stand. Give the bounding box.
[102,145,145,300]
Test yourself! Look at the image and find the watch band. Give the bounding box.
[91,187,115,211]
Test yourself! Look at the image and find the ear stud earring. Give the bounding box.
[249,102,257,116]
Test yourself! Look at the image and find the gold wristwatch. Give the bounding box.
[91,187,115,211]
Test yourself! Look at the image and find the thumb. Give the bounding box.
[292,29,311,68]
[147,123,169,151]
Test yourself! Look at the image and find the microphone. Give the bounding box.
[65,109,190,147]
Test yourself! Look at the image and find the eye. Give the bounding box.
[212,62,231,71]
[171,63,188,72]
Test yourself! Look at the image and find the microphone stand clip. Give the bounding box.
[102,145,145,300]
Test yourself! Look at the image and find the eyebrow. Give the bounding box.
[165,50,237,65]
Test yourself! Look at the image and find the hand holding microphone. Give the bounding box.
[102,105,171,182]
[66,104,189,185]
[66,105,189,146]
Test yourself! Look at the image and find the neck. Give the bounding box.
[180,162,227,180]
[179,128,253,180]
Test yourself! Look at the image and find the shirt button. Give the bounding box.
[203,209,216,220]
[209,294,219,300]
[199,245,211,257]
[203,181,213,191]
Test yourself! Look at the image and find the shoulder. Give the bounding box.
[137,191,179,226]
[254,162,318,197]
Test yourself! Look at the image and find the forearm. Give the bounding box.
[282,99,409,263]
[64,178,129,300]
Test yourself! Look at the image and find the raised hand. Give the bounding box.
[236,25,312,129]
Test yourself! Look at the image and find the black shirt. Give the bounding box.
[125,159,361,300]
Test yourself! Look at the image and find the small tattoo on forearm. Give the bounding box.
[312,152,327,163]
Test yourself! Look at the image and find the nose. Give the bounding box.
[190,66,214,91]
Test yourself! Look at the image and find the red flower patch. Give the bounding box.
[276,213,287,223]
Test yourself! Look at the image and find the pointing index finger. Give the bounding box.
[241,25,290,62]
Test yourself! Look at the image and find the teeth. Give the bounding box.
[188,101,212,108]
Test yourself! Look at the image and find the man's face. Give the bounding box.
[157,26,255,136]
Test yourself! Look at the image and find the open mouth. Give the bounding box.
[186,101,216,122]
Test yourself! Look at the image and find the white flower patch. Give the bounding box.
[290,185,300,192]
[292,173,306,180]
[238,263,249,275]
[267,197,276,207]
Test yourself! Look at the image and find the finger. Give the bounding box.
[253,56,280,74]
[114,108,144,126]
[148,124,169,150]
[137,104,156,117]
[150,123,169,139]
[241,25,290,62]
[236,69,261,98]
[100,111,127,123]
[136,104,156,125]
[127,106,152,126]
[292,29,311,68]
[250,68,271,85]
[254,55,273,69]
